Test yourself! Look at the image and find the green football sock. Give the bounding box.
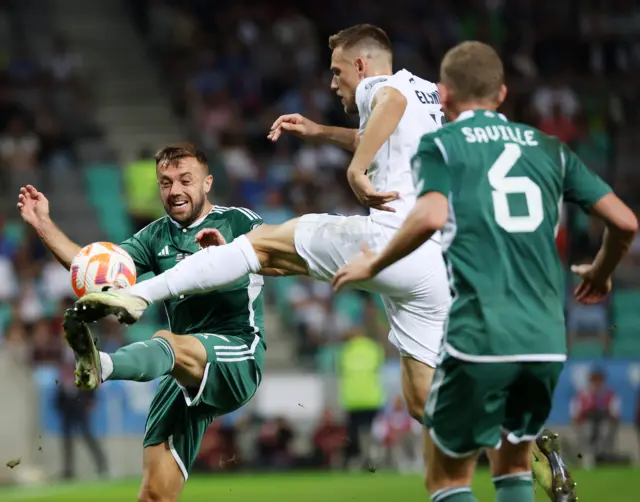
[494,473,534,502]
[431,486,477,502]
[104,337,175,382]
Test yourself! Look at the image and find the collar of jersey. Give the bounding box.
[455,109,508,122]
[168,206,216,230]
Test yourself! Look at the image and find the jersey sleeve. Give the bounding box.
[120,230,155,276]
[562,144,612,212]
[355,76,395,116]
[228,207,264,238]
[412,134,452,197]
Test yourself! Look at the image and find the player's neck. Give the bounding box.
[448,101,498,121]
[181,201,214,229]
[364,63,392,78]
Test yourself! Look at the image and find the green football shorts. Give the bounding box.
[143,333,264,478]
[424,353,563,457]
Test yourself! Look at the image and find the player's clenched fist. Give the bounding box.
[267,113,321,142]
[17,185,51,228]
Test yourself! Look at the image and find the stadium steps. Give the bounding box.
[48,0,185,163]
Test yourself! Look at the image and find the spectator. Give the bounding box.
[256,416,295,469]
[44,36,83,87]
[531,76,580,120]
[0,114,40,173]
[124,148,164,231]
[537,104,581,146]
[571,369,620,467]
[371,395,421,473]
[338,329,385,469]
[30,317,62,365]
[56,345,108,480]
[312,408,346,469]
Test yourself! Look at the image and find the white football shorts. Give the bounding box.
[294,213,451,367]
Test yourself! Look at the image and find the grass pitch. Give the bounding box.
[0,468,636,501]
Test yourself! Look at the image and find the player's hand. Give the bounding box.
[17,185,51,228]
[195,228,227,248]
[332,243,378,292]
[268,113,321,142]
[348,172,399,212]
[359,190,400,212]
[571,263,612,304]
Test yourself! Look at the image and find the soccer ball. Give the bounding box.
[70,242,136,297]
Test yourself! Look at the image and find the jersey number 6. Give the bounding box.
[488,143,543,233]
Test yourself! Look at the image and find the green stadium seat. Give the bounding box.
[2,220,25,247]
[569,339,605,358]
[84,164,133,243]
[612,289,640,330]
[0,303,12,330]
[316,345,338,373]
[334,292,364,325]
[611,334,640,358]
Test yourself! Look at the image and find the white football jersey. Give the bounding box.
[355,69,444,228]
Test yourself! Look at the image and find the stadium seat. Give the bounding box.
[612,289,640,332]
[0,303,12,331]
[333,291,365,325]
[315,345,338,373]
[568,339,605,358]
[611,333,640,358]
[84,164,134,243]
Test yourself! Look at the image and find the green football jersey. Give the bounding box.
[412,109,612,361]
[119,205,265,342]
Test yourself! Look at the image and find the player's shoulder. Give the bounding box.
[392,69,437,92]
[210,205,262,223]
[133,215,170,240]
[355,74,392,106]
[510,120,566,158]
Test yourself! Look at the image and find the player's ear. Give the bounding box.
[497,84,507,108]
[203,174,213,194]
[437,83,450,111]
[354,57,365,78]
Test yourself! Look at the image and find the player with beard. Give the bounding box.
[17,143,267,502]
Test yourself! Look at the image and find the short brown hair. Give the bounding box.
[328,24,392,53]
[440,41,504,102]
[155,142,208,171]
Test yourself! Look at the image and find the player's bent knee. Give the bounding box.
[152,331,207,385]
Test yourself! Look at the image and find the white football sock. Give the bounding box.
[99,352,114,381]
[128,235,262,304]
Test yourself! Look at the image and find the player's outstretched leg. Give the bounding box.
[63,310,208,390]
[532,429,578,502]
[74,220,305,324]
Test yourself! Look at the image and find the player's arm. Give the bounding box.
[268,114,359,151]
[17,185,80,269]
[315,125,360,151]
[563,146,638,302]
[333,137,450,290]
[346,86,407,212]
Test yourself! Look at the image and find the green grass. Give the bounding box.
[0,468,636,501]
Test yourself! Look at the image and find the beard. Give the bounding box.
[164,195,207,227]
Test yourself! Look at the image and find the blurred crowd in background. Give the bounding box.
[0,0,640,479]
